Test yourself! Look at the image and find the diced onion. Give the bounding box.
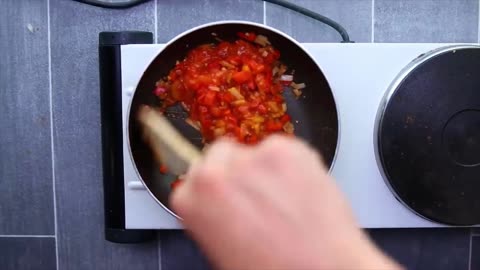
[180,102,190,111]
[292,88,303,98]
[228,87,244,100]
[254,35,271,47]
[272,66,279,76]
[214,127,226,137]
[220,60,236,69]
[208,85,220,91]
[280,75,294,85]
[267,101,279,112]
[291,82,306,89]
[278,64,288,76]
[251,115,265,123]
[283,122,294,134]
[231,99,246,106]
[280,75,293,81]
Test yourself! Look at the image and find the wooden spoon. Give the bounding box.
[137,105,201,175]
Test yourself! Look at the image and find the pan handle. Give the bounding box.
[99,31,155,243]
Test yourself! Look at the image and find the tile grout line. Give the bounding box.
[47,0,59,269]
[263,1,266,25]
[371,0,375,43]
[157,233,162,270]
[0,235,55,238]
[469,230,473,270]
[154,0,158,43]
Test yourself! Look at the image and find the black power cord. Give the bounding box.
[263,0,352,43]
[73,0,352,43]
[72,0,150,9]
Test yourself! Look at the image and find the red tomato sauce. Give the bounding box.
[154,32,294,145]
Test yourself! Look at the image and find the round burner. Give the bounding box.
[376,45,480,225]
[443,109,480,167]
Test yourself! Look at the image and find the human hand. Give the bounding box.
[171,136,401,270]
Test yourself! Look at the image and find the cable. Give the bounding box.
[262,0,353,43]
[72,0,352,43]
[72,0,150,9]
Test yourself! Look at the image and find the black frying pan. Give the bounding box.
[128,21,339,217]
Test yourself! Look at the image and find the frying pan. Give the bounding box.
[128,21,339,218]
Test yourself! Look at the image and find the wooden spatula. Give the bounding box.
[137,105,201,175]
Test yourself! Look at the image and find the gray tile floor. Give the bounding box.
[266,0,373,42]
[0,237,56,270]
[1,0,479,269]
[0,0,54,236]
[375,0,479,43]
[472,235,480,270]
[49,1,158,269]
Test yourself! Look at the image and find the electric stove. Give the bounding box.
[98,31,479,243]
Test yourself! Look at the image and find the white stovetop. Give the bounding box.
[121,43,460,229]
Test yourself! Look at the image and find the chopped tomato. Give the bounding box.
[249,99,260,109]
[237,32,257,42]
[154,32,294,144]
[159,164,168,174]
[198,90,217,106]
[210,106,222,117]
[232,70,252,84]
[245,134,259,144]
[170,178,182,190]
[245,59,265,73]
[265,119,283,132]
[221,92,235,103]
[257,104,268,114]
[280,114,291,124]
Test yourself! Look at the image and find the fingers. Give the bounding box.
[253,135,327,177]
[170,139,241,221]
[171,136,327,217]
[168,135,343,270]
[169,139,256,270]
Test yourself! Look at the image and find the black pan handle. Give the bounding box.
[99,31,155,243]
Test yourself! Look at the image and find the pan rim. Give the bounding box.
[126,20,341,220]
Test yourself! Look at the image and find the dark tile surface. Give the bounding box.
[2,0,480,270]
[49,0,158,269]
[472,235,480,270]
[0,0,54,235]
[156,0,263,43]
[160,231,212,270]
[265,0,372,42]
[0,237,56,270]
[369,228,471,270]
[375,0,479,43]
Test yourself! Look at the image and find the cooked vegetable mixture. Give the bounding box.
[153,32,301,145]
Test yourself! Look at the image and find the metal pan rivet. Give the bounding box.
[127,181,145,190]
